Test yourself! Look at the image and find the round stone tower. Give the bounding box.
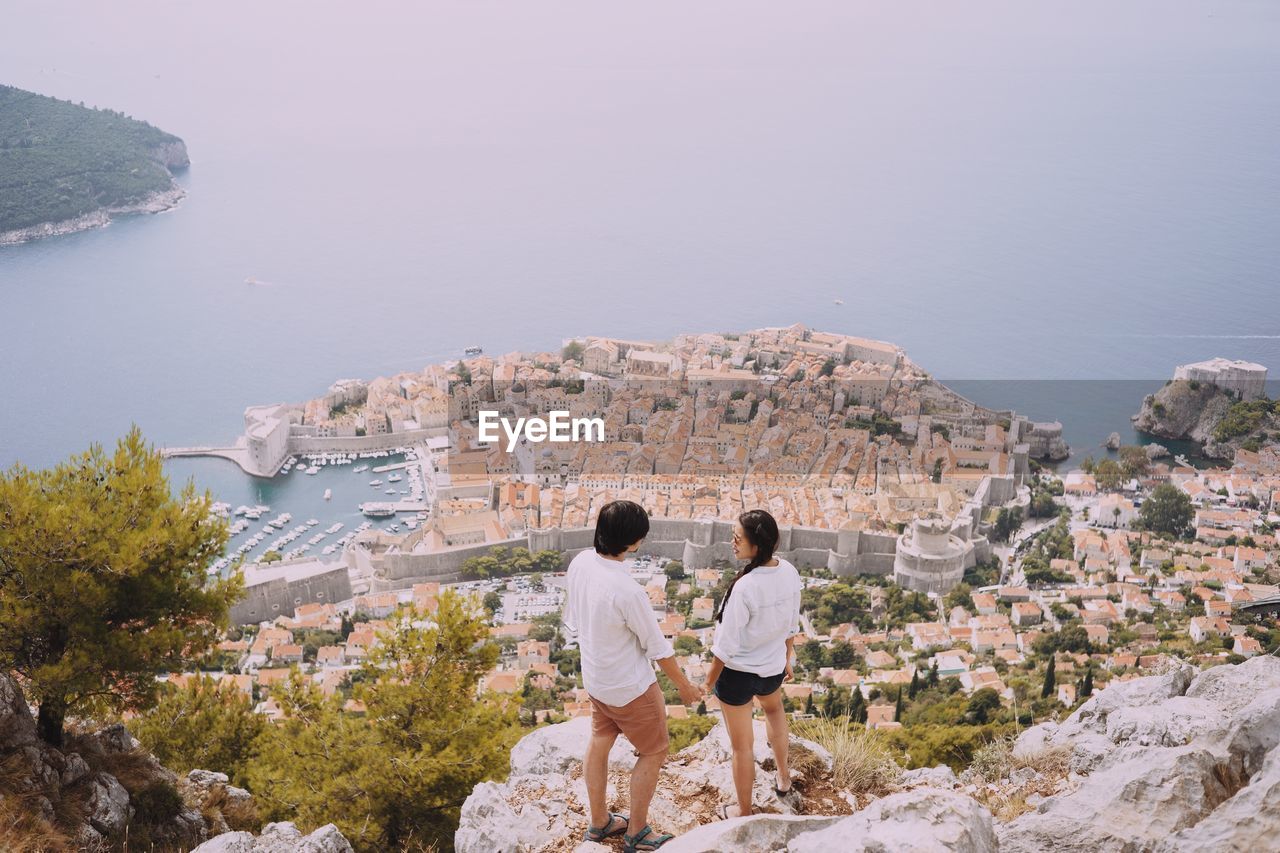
[893,512,970,594]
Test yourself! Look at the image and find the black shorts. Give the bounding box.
[714,666,785,707]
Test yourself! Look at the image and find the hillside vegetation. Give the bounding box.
[0,84,187,233]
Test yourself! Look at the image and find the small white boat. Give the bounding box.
[323,489,332,501]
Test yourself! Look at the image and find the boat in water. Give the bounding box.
[323,488,332,501]
[464,345,483,356]
[361,502,396,519]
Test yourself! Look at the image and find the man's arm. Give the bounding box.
[621,589,701,704]
[657,654,702,705]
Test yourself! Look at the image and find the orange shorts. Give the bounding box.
[589,681,670,756]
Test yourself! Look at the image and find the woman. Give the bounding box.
[704,509,803,819]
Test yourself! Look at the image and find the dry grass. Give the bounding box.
[967,734,1070,785]
[792,718,902,795]
[66,735,157,795]
[0,752,74,853]
[966,734,1072,822]
[196,781,260,832]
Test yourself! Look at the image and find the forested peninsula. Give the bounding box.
[0,84,189,245]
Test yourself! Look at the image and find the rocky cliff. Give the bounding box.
[458,654,1280,852]
[1131,380,1231,445]
[0,672,353,852]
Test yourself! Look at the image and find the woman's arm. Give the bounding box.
[704,655,725,695]
[783,634,797,681]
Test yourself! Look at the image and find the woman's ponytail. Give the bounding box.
[714,510,780,622]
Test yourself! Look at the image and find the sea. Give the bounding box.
[2,0,1279,542]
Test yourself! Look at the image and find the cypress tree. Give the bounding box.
[848,687,867,724]
[909,669,921,699]
[1081,664,1094,698]
[927,659,939,687]
[894,686,905,721]
[1042,656,1057,699]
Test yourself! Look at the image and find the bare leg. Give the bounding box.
[758,688,790,791]
[628,750,666,831]
[585,732,619,830]
[721,700,757,816]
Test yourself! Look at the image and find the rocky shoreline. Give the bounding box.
[0,184,187,247]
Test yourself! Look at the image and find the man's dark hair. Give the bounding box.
[594,500,650,556]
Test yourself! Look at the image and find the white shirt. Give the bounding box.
[563,550,675,707]
[711,558,802,677]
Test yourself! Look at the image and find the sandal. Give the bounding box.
[716,803,747,820]
[774,775,794,798]
[623,824,675,852]
[584,812,628,842]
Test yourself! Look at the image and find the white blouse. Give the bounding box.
[711,558,802,677]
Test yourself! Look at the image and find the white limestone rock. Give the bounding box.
[661,814,841,853]
[653,720,833,832]
[1213,687,1280,775]
[454,778,559,853]
[788,789,997,853]
[900,765,958,789]
[0,672,36,750]
[1060,662,1198,738]
[189,769,232,787]
[1011,721,1058,760]
[1156,746,1280,853]
[1183,654,1280,713]
[85,772,134,837]
[509,715,638,775]
[191,822,353,853]
[189,832,255,853]
[1103,696,1219,748]
[60,752,91,787]
[997,746,1243,853]
[1144,442,1170,459]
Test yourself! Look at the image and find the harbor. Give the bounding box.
[170,443,439,577]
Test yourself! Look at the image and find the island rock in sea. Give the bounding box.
[0,84,190,246]
[456,655,1280,852]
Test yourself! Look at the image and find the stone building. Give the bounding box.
[1174,358,1267,400]
[893,512,974,594]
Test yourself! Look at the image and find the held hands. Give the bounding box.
[678,679,704,706]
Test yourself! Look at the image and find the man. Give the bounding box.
[563,500,701,852]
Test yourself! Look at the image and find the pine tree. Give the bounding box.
[0,429,242,747]
[894,686,905,721]
[909,669,921,699]
[130,675,266,788]
[249,592,520,851]
[696,700,707,716]
[1042,655,1057,699]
